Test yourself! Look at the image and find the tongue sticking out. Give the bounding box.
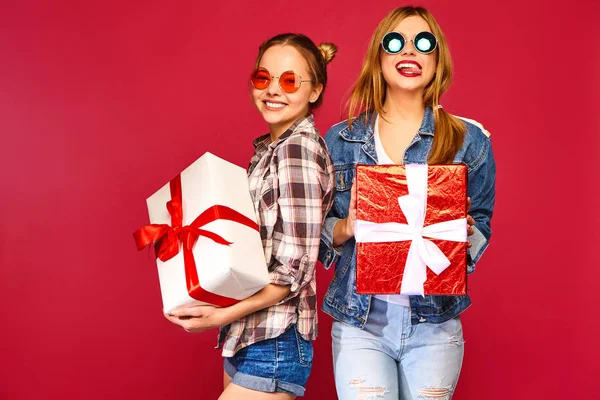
[400,67,422,75]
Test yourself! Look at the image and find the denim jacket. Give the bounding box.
[318,107,496,327]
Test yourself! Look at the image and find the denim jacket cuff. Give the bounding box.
[320,216,343,269]
[467,225,489,273]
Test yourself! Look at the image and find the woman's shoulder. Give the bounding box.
[453,115,492,141]
[451,114,494,170]
[324,112,372,142]
[279,121,329,159]
[325,119,351,137]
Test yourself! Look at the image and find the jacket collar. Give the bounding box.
[339,107,435,143]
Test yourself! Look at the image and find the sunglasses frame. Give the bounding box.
[250,67,313,94]
[381,31,438,55]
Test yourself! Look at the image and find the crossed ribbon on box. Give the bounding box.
[354,164,467,296]
[134,174,259,307]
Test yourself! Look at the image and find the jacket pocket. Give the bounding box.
[335,165,355,192]
[332,165,355,220]
[293,325,314,366]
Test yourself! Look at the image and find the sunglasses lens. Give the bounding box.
[414,32,437,54]
[279,71,301,93]
[251,68,271,89]
[382,32,404,54]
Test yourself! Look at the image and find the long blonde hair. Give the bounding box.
[347,6,465,164]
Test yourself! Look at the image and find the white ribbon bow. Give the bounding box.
[354,164,466,296]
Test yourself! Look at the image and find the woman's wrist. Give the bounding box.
[333,217,352,247]
[345,216,354,238]
[216,306,234,328]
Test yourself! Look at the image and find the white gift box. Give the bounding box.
[143,152,269,313]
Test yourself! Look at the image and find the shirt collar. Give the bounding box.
[252,114,314,149]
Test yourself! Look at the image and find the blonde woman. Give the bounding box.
[166,34,337,399]
[318,7,495,399]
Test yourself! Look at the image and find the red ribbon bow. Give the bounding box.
[134,174,259,307]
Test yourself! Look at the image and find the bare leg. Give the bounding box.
[223,370,232,391]
[218,383,295,400]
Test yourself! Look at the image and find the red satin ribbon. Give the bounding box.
[134,174,259,307]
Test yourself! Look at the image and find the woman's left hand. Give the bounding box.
[467,197,475,248]
[164,305,225,333]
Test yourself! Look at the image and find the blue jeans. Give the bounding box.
[224,325,313,397]
[331,297,464,399]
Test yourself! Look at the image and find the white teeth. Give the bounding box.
[396,63,420,70]
[266,101,285,109]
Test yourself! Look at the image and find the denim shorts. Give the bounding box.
[224,324,313,397]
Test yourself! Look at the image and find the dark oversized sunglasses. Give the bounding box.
[381,31,438,55]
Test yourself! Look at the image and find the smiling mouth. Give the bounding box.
[396,62,422,77]
[264,101,286,109]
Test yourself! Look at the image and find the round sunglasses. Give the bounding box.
[250,67,313,94]
[381,31,438,55]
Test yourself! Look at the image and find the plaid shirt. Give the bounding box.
[219,115,335,357]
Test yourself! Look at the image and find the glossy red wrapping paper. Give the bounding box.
[355,164,468,295]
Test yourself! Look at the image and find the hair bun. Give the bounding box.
[318,42,338,64]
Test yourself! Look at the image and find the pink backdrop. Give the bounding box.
[1,0,597,398]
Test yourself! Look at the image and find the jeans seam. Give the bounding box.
[274,333,279,379]
[293,326,310,366]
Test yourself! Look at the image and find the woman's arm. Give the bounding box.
[164,284,290,333]
[466,137,496,271]
[331,179,357,247]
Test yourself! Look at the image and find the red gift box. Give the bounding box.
[355,164,468,296]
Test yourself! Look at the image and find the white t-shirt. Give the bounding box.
[372,115,411,307]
